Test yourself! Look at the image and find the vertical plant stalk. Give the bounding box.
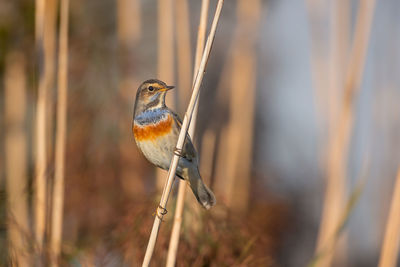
[175,0,193,108]
[326,0,349,132]
[116,0,141,97]
[213,53,234,205]
[315,0,376,266]
[156,0,176,192]
[35,0,45,45]
[305,0,330,131]
[117,0,141,45]
[35,0,57,252]
[313,1,350,265]
[189,0,209,131]
[44,0,58,187]
[378,168,400,267]
[142,1,224,265]
[34,0,47,251]
[5,52,31,267]
[165,180,187,267]
[222,0,261,212]
[166,1,209,266]
[308,161,368,267]
[117,0,144,198]
[50,0,69,265]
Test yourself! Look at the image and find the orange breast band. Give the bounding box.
[133,115,173,141]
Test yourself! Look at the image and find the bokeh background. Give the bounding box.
[1,0,400,266]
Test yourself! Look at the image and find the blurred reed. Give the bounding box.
[50,0,70,265]
[45,0,58,187]
[35,0,45,45]
[308,168,367,267]
[182,0,210,235]
[315,0,376,266]
[34,0,58,254]
[117,0,145,198]
[327,0,349,131]
[215,0,261,213]
[378,168,400,267]
[314,0,350,265]
[117,0,141,45]
[213,48,234,213]
[305,0,330,130]
[4,51,31,267]
[156,0,176,192]
[166,0,209,266]
[142,1,224,265]
[175,0,193,107]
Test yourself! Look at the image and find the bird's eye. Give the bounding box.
[148,86,154,92]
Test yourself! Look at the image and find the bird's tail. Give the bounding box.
[186,166,216,210]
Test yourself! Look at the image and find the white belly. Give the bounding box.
[135,132,177,170]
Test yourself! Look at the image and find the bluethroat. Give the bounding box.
[132,79,216,209]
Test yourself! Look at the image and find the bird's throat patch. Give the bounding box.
[133,114,173,141]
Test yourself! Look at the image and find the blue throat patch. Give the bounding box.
[135,109,168,125]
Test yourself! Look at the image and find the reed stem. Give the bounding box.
[50,0,69,265]
[166,1,209,266]
[378,168,400,267]
[315,0,376,265]
[34,0,58,253]
[5,51,31,267]
[156,0,176,192]
[142,1,224,265]
[221,0,261,212]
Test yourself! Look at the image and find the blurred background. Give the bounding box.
[1,0,400,266]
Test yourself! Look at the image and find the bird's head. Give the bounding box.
[134,79,175,114]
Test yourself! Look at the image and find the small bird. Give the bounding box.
[132,79,216,209]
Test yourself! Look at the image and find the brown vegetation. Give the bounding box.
[0,0,399,266]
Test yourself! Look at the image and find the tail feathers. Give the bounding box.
[187,167,216,210]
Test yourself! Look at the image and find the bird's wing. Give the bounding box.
[170,111,197,162]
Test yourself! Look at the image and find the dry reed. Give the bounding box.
[156,0,176,192]
[308,171,367,267]
[166,1,209,266]
[142,1,224,265]
[378,168,400,267]
[35,0,45,46]
[50,0,70,265]
[116,0,143,197]
[117,0,141,45]
[181,0,211,235]
[34,0,58,252]
[5,51,31,267]
[34,0,47,251]
[175,0,193,108]
[218,0,261,212]
[315,0,376,266]
[157,0,174,85]
[213,54,234,208]
[305,0,330,129]
[313,1,350,265]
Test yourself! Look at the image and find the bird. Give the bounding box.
[132,79,216,209]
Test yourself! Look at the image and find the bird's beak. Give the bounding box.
[160,85,175,92]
